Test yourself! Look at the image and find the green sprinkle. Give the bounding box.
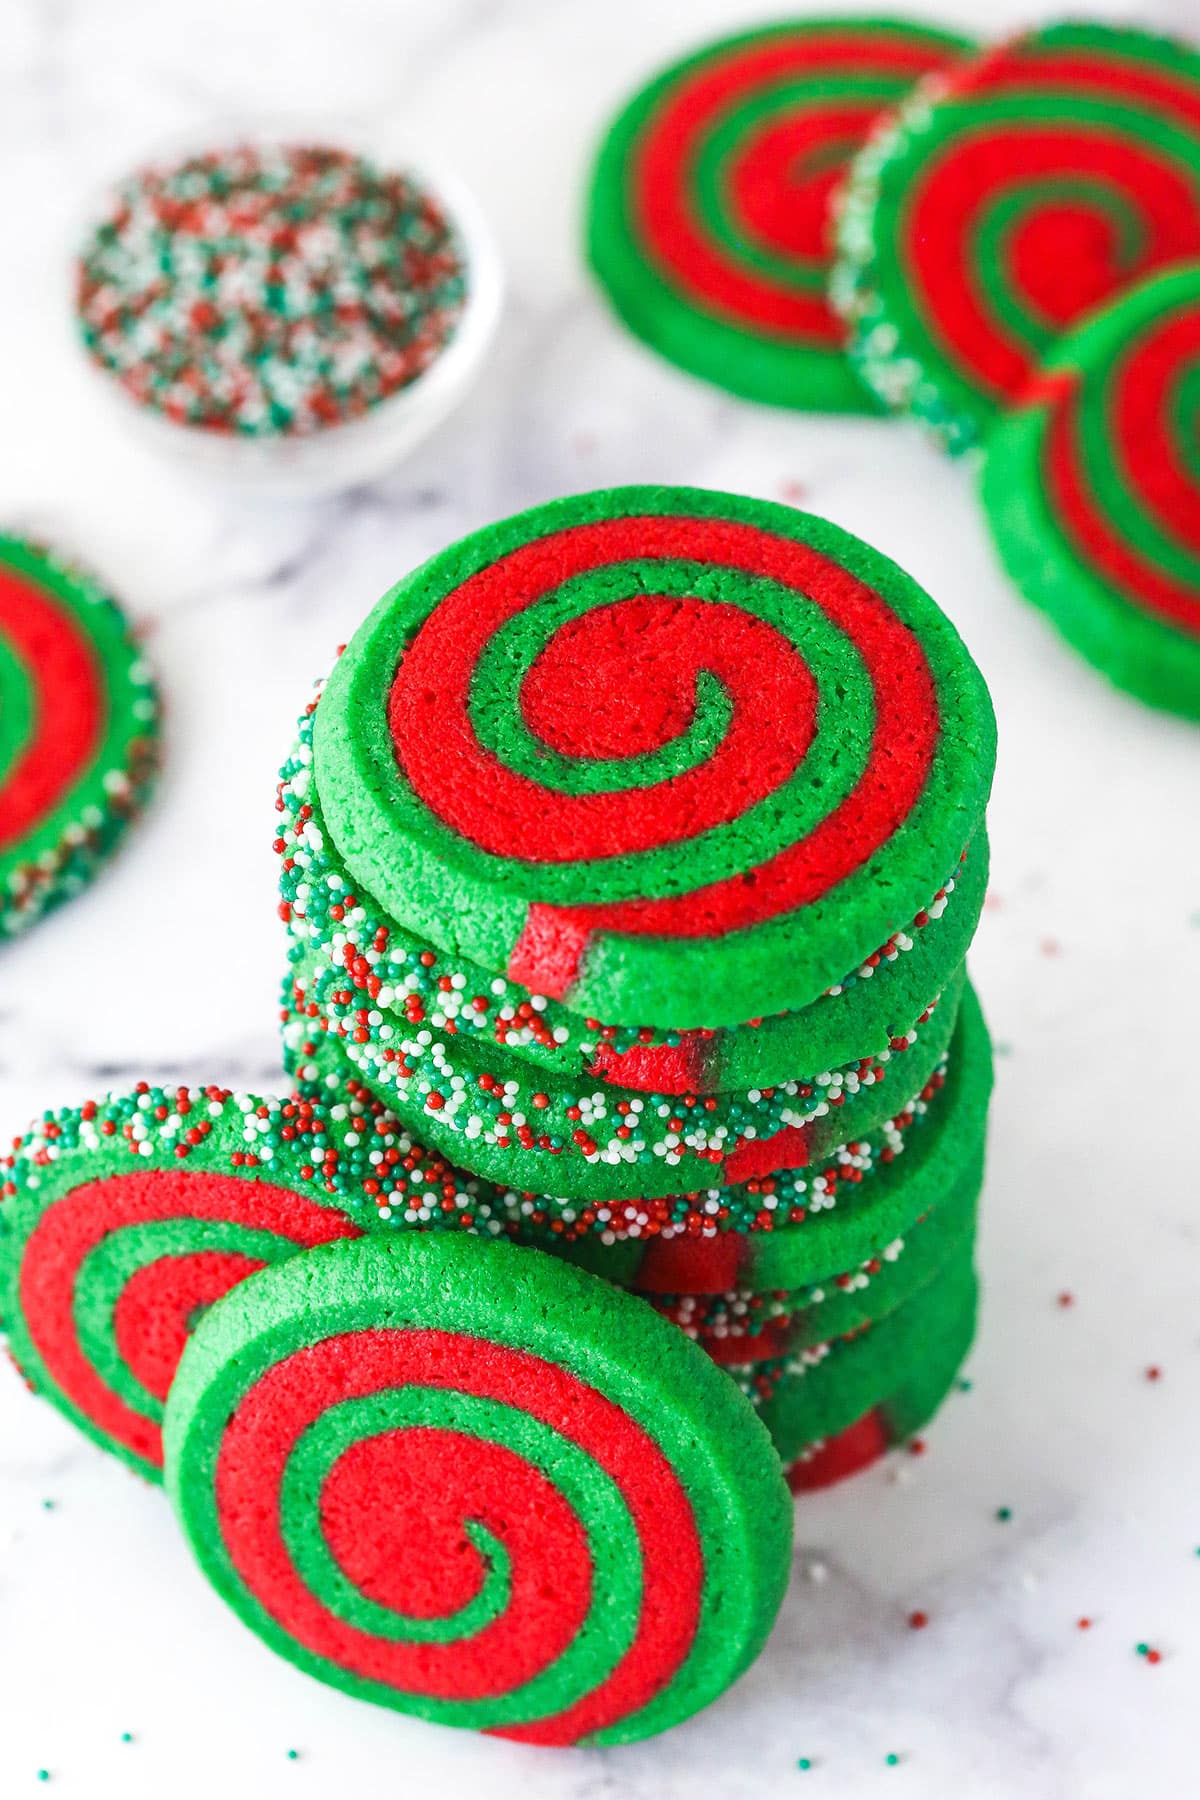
[1136,1642,1149,1656]
[121,1732,134,1744]
[41,1499,55,1511]
[957,1377,973,1392]
[996,1506,1012,1522]
[885,1754,901,1767]
[36,1775,50,1785]
[797,1757,813,1771]
[286,1749,300,1761]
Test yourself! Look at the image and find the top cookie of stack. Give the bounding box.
[285,484,994,1206]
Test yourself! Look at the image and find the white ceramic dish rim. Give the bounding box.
[69,117,504,494]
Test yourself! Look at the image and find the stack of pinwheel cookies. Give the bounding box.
[277,483,997,1490]
[1,485,996,1742]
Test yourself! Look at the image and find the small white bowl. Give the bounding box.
[72,126,503,499]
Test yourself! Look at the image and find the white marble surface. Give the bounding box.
[2,1,1199,1794]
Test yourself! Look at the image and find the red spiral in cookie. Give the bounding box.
[906,121,1200,404]
[842,24,1200,441]
[10,1170,358,1475]
[0,566,103,852]
[0,537,159,937]
[211,1329,701,1742]
[1042,297,1200,634]
[317,492,991,1022]
[628,21,970,345]
[165,1235,791,1744]
[586,19,973,410]
[388,515,937,980]
[981,264,1200,715]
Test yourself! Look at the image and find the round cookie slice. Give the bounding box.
[164,1231,792,1746]
[832,22,1200,451]
[282,691,990,1093]
[314,486,995,1029]
[0,535,159,937]
[982,266,1200,719]
[0,1085,395,1478]
[586,16,973,410]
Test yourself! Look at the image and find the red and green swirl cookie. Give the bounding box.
[833,23,1200,451]
[561,978,991,1296]
[0,536,159,937]
[0,1085,402,1478]
[284,973,990,1297]
[982,265,1200,719]
[282,692,990,1092]
[677,1142,981,1363]
[314,486,994,1029]
[586,17,973,410]
[758,1247,977,1475]
[287,933,965,1202]
[164,1231,792,1745]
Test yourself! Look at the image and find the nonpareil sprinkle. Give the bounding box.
[76,142,468,438]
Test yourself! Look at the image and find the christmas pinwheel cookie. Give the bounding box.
[0,1084,385,1478]
[587,17,974,409]
[832,22,1200,451]
[164,1231,792,1746]
[0,536,159,937]
[982,265,1200,720]
[300,485,995,1200]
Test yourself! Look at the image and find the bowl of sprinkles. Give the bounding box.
[73,136,501,493]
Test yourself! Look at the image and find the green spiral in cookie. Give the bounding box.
[0,536,159,937]
[164,1233,792,1745]
[833,23,1200,451]
[586,16,972,409]
[982,265,1200,718]
[314,486,994,1029]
